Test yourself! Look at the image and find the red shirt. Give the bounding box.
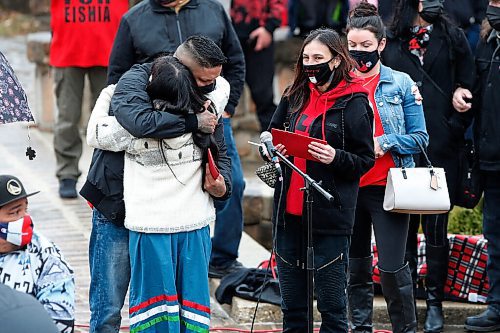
[50,0,129,67]
[285,94,325,216]
[285,80,367,216]
[359,73,395,187]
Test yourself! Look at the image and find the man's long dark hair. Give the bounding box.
[285,28,356,114]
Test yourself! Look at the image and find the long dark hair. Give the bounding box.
[285,28,356,113]
[389,0,420,39]
[481,0,500,40]
[146,55,205,114]
[346,1,385,41]
[391,0,466,69]
[390,0,454,40]
[146,56,218,158]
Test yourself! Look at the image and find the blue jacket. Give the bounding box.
[374,64,429,168]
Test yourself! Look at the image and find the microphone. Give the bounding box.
[260,131,282,177]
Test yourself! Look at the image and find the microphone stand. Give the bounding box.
[272,149,334,333]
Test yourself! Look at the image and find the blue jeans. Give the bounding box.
[482,171,500,313]
[89,209,130,333]
[210,118,245,267]
[275,217,349,332]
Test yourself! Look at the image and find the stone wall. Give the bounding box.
[0,0,31,13]
[0,0,49,14]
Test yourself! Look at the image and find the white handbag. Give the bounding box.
[383,142,451,214]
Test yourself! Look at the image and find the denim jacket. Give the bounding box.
[374,64,429,167]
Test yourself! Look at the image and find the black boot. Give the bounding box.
[380,263,417,333]
[423,244,449,333]
[348,257,374,333]
[405,247,419,323]
[465,308,500,332]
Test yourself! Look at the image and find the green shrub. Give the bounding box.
[447,198,484,235]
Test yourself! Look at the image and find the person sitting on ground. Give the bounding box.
[0,175,75,333]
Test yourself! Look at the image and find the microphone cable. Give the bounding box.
[249,173,286,332]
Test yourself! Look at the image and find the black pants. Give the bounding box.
[240,38,276,131]
[407,213,450,249]
[275,216,349,332]
[350,186,409,271]
[482,171,500,310]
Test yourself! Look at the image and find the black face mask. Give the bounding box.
[349,50,380,73]
[157,0,176,5]
[303,59,335,86]
[419,0,444,24]
[486,5,500,32]
[197,81,216,95]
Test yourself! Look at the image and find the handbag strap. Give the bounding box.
[414,139,433,168]
[405,52,447,99]
[395,136,434,169]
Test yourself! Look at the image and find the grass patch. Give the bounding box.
[448,198,484,235]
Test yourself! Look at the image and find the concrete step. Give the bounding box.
[215,291,485,327]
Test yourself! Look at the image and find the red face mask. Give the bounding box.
[0,215,33,247]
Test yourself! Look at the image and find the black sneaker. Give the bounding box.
[59,179,77,199]
[465,308,500,332]
[209,260,244,279]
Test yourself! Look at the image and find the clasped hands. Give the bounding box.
[272,142,336,165]
[196,100,226,197]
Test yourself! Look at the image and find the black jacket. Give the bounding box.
[290,0,349,36]
[107,0,245,115]
[269,92,374,235]
[473,31,500,171]
[382,22,475,203]
[80,63,232,225]
[444,0,488,29]
[377,0,396,24]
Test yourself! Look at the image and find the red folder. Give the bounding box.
[207,149,220,179]
[271,128,327,161]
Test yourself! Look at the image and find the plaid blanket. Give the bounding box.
[371,234,488,303]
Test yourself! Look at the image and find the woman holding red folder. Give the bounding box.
[268,28,375,332]
[345,2,429,333]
